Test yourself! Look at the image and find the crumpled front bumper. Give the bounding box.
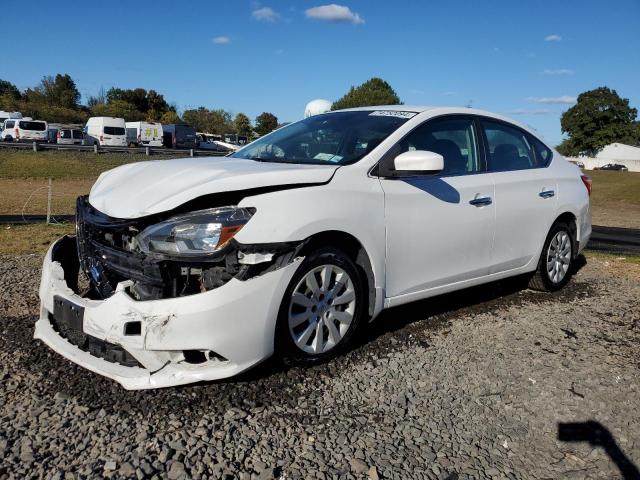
[35,237,300,390]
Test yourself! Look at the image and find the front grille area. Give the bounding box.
[75,196,238,300]
[48,312,142,368]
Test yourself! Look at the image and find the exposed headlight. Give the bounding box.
[136,207,253,256]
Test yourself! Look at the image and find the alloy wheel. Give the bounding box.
[287,264,356,354]
[546,230,572,284]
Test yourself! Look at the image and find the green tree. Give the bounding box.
[0,79,21,101]
[90,100,144,121]
[559,87,640,156]
[233,112,253,137]
[183,107,232,134]
[33,74,81,109]
[255,112,278,136]
[331,77,401,111]
[160,110,181,124]
[105,87,171,121]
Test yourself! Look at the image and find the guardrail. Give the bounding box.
[0,141,230,157]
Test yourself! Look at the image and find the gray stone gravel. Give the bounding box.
[0,253,639,479]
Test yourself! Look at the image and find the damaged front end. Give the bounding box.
[75,196,301,301]
[34,196,304,389]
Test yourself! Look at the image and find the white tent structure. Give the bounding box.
[570,143,640,172]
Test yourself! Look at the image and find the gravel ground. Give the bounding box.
[1,253,639,480]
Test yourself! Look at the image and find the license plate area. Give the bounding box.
[53,295,85,332]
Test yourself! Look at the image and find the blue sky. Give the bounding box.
[2,0,639,145]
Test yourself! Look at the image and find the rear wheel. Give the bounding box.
[276,248,366,365]
[529,222,574,291]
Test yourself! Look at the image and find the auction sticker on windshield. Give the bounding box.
[368,111,417,119]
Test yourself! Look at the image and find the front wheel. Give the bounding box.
[276,248,366,365]
[529,222,574,291]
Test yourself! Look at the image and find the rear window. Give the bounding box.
[19,121,46,131]
[5,121,15,129]
[104,126,125,135]
[60,129,72,138]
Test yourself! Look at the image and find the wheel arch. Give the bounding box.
[551,211,578,256]
[298,230,378,318]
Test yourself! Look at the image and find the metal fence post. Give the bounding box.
[190,149,194,157]
[146,146,150,156]
[94,144,98,154]
[33,141,38,152]
[46,178,52,225]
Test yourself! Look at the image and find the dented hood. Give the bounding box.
[89,156,338,218]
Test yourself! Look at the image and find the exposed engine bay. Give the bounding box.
[75,196,301,301]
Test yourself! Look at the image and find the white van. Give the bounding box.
[85,117,127,147]
[125,121,163,147]
[2,118,48,142]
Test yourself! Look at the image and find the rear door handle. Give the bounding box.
[469,196,492,206]
[539,190,555,199]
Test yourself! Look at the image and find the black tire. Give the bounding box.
[275,247,366,366]
[529,221,575,292]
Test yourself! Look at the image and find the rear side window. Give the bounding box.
[5,121,15,129]
[482,120,535,172]
[60,129,72,138]
[395,117,480,175]
[73,130,84,138]
[19,121,46,131]
[104,126,125,135]
[530,136,553,166]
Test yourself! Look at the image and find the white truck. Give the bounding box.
[126,121,163,147]
[84,117,127,147]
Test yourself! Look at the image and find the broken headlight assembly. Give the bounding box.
[136,207,254,257]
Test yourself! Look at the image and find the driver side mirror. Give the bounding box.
[394,150,444,173]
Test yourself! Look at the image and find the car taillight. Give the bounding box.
[581,175,592,196]
[15,128,19,139]
[100,135,103,143]
[57,131,61,138]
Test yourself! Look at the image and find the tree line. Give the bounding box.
[0,74,280,136]
[2,73,637,153]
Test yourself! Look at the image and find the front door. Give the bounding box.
[381,116,496,299]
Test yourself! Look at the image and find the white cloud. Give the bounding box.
[545,34,562,42]
[509,109,552,115]
[527,96,576,105]
[542,69,574,75]
[305,4,364,24]
[252,7,280,22]
[212,36,231,45]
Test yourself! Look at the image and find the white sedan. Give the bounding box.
[35,106,591,389]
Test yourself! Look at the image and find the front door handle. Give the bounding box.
[539,190,555,199]
[469,196,492,207]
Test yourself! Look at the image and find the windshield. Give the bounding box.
[231,110,415,165]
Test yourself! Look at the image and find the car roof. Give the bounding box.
[331,105,545,142]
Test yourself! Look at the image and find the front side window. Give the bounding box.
[483,120,536,171]
[232,111,413,165]
[391,117,480,175]
[104,126,125,135]
[19,121,46,131]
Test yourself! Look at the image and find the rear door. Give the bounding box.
[380,115,496,298]
[480,118,557,272]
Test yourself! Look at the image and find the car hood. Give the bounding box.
[89,156,338,218]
